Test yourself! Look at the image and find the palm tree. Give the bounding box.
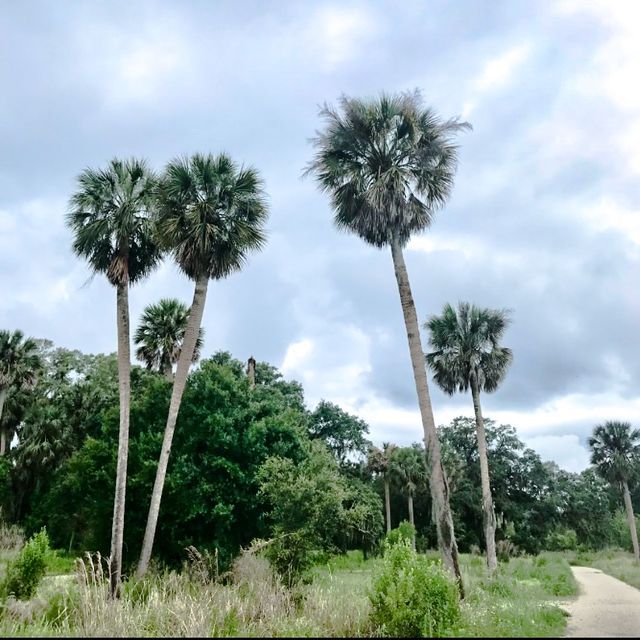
[134,299,204,381]
[426,302,512,572]
[589,421,640,561]
[136,153,268,578]
[306,90,469,592]
[367,442,397,533]
[391,445,427,546]
[0,330,41,455]
[66,158,161,596]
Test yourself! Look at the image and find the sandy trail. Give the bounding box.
[562,566,640,637]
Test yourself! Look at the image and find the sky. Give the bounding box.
[1,0,639,473]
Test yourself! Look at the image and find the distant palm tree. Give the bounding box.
[391,445,427,544]
[589,421,640,561]
[0,330,41,455]
[426,302,512,572]
[136,153,268,578]
[66,158,161,596]
[367,442,397,533]
[306,90,469,592]
[134,299,204,381]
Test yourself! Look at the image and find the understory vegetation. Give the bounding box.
[0,531,578,638]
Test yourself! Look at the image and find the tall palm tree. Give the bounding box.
[391,444,427,546]
[589,421,640,561]
[305,90,469,592]
[134,298,204,381]
[0,330,41,455]
[367,442,397,533]
[136,153,268,577]
[426,302,512,572]
[66,158,161,596]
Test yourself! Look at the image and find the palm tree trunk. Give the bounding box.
[163,363,173,383]
[408,493,415,528]
[408,492,416,550]
[470,378,498,572]
[136,274,209,578]
[622,480,640,561]
[390,238,464,597]
[0,387,7,456]
[110,282,131,598]
[384,476,391,533]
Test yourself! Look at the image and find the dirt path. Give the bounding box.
[563,566,640,637]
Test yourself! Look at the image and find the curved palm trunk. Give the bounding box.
[137,275,209,578]
[110,282,131,598]
[384,476,391,533]
[0,388,7,456]
[622,480,640,561]
[390,239,464,597]
[470,378,498,572]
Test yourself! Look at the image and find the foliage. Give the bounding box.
[369,540,460,637]
[545,528,578,551]
[426,302,512,395]
[305,90,469,249]
[308,400,371,467]
[589,420,640,486]
[1,528,50,600]
[383,521,416,551]
[134,298,204,375]
[156,153,268,281]
[66,158,161,286]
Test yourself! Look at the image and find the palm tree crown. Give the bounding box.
[0,330,41,393]
[66,158,161,285]
[156,153,268,280]
[426,302,512,395]
[589,421,640,485]
[134,299,204,374]
[391,445,427,496]
[305,90,470,248]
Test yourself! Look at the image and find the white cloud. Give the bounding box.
[475,44,531,92]
[522,434,590,473]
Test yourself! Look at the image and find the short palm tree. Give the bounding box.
[426,302,512,572]
[391,445,427,545]
[0,330,41,455]
[66,158,161,596]
[136,153,268,577]
[306,90,469,592]
[134,299,204,381]
[367,442,397,533]
[589,421,640,561]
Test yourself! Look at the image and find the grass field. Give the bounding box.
[0,548,577,637]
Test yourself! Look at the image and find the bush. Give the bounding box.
[383,521,416,551]
[545,528,578,551]
[1,529,50,600]
[496,539,519,562]
[369,541,460,637]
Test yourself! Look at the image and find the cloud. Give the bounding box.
[475,44,531,92]
[2,0,639,474]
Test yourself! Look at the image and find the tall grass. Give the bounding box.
[0,549,577,637]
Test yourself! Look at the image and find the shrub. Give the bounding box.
[369,541,460,637]
[383,521,416,551]
[545,528,578,551]
[1,529,50,600]
[496,539,519,562]
[263,531,315,589]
